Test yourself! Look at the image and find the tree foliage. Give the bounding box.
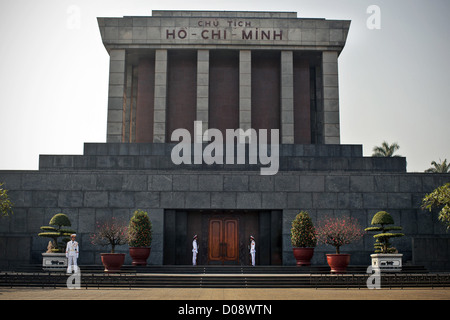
[372,141,401,157]
[421,183,450,230]
[0,183,13,218]
[425,159,450,173]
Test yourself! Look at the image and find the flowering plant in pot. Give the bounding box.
[127,209,152,266]
[316,216,365,273]
[290,211,317,266]
[365,211,404,272]
[90,217,128,272]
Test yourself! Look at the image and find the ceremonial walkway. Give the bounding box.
[1,287,449,300]
[1,265,449,302]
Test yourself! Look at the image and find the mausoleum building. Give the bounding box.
[0,11,448,270]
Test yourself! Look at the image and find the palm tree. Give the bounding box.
[372,141,401,157]
[425,159,450,173]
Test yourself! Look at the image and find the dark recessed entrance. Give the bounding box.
[163,210,282,265]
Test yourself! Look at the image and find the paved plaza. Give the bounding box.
[1,287,449,300]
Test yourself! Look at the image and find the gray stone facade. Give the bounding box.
[0,11,449,271]
[1,143,449,270]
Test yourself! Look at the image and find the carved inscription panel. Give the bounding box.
[165,19,284,41]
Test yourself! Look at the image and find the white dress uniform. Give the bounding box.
[192,236,198,265]
[66,235,79,273]
[250,237,256,266]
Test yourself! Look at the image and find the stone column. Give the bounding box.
[197,50,209,138]
[322,51,340,144]
[123,63,134,143]
[281,51,294,144]
[153,49,168,143]
[239,50,251,131]
[106,49,126,142]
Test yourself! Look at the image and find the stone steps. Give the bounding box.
[5,264,430,274]
[2,264,443,289]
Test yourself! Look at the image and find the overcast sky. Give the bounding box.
[0,0,449,172]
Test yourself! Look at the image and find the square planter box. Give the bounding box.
[370,253,403,272]
[42,253,68,271]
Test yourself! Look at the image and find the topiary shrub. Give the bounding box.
[128,209,152,248]
[38,213,76,253]
[290,211,317,248]
[365,211,404,253]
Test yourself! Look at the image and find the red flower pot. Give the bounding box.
[326,254,350,273]
[101,253,125,272]
[293,248,315,266]
[129,247,151,266]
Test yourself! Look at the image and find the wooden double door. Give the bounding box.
[208,217,239,264]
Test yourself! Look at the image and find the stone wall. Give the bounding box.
[0,143,448,270]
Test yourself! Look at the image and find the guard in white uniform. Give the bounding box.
[66,234,79,273]
[192,234,198,266]
[250,236,256,266]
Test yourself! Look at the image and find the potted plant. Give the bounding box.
[38,213,76,270]
[90,217,128,272]
[290,211,317,266]
[316,216,365,273]
[365,211,404,272]
[128,209,152,266]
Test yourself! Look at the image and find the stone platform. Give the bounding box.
[3,264,448,290]
[1,143,449,270]
[38,143,406,172]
